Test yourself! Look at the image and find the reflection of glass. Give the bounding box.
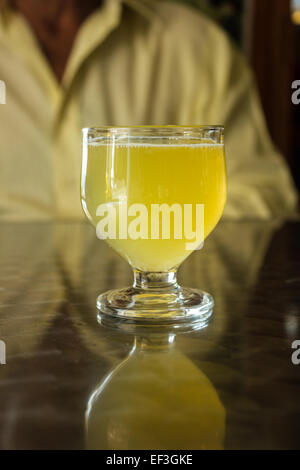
[86,333,225,450]
[81,127,227,329]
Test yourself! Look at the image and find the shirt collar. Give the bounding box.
[62,0,122,88]
[0,0,161,98]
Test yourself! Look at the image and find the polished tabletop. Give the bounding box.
[0,220,299,450]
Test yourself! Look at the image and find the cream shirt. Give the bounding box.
[0,0,298,220]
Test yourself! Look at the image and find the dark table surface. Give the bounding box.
[0,220,299,450]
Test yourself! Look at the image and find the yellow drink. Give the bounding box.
[82,142,226,272]
[86,344,225,450]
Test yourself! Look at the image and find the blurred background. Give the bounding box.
[0,0,299,220]
[178,0,300,190]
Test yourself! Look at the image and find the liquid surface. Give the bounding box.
[82,142,227,271]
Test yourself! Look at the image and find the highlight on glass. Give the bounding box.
[81,126,227,329]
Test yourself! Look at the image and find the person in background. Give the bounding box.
[0,0,298,220]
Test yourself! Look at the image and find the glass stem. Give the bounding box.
[134,334,176,352]
[133,269,179,291]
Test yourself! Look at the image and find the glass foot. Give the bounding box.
[97,275,214,333]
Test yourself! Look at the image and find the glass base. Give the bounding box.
[97,275,214,333]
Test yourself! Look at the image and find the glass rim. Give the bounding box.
[83,125,224,133]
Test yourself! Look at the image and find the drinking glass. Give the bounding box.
[81,126,226,329]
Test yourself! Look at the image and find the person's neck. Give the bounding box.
[13,0,103,82]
